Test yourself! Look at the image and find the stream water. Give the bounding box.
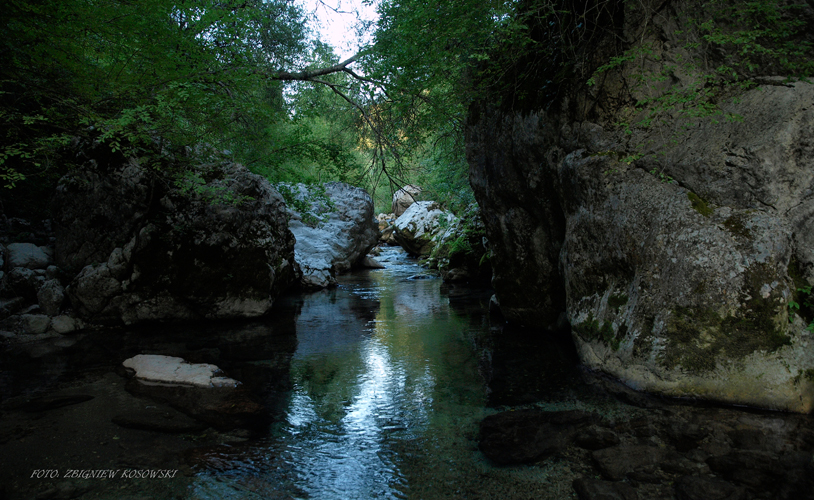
[0,247,812,499]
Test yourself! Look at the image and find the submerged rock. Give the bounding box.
[283,182,379,289]
[478,409,595,464]
[56,160,298,325]
[111,406,208,434]
[480,403,814,499]
[572,478,638,500]
[673,475,747,500]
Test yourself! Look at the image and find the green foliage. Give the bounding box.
[575,312,622,351]
[174,171,253,206]
[608,293,629,310]
[426,204,489,282]
[583,0,814,148]
[276,182,336,228]
[362,0,519,213]
[0,0,367,203]
[650,168,675,184]
[789,285,814,332]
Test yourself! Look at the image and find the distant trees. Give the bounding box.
[1,0,367,192]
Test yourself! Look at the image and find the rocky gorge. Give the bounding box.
[2,0,812,498]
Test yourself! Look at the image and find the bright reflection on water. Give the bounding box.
[280,248,480,498]
[189,247,599,499]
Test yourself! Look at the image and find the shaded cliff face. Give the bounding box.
[468,0,814,411]
[53,159,299,325]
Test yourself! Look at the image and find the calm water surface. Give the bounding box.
[0,247,633,499]
[188,247,620,499]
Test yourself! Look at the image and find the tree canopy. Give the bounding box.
[3,0,812,215]
[2,0,362,191]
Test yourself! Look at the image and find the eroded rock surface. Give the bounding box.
[467,0,814,411]
[283,182,379,289]
[55,161,298,325]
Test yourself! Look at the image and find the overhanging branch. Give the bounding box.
[270,54,362,81]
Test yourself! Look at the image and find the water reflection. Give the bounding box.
[273,248,471,498]
[4,246,810,499]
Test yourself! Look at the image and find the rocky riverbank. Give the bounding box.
[0,157,384,337]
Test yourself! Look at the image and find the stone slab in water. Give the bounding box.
[122,354,240,388]
[122,354,264,430]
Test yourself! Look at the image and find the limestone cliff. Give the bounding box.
[468,0,814,411]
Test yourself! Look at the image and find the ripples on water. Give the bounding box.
[187,247,609,499]
[0,246,586,499]
[9,248,807,499]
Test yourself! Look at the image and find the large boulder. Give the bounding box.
[391,184,422,217]
[393,201,455,256]
[467,1,814,411]
[282,182,379,289]
[55,160,298,325]
[53,158,151,273]
[5,243,52,270]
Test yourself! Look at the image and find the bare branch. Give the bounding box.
[270,54,362,81]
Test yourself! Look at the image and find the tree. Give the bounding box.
[354,0,521,210]
[0,0,372,200]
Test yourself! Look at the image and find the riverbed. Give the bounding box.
[0,247,812,499]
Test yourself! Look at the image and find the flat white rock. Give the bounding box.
[122,354,240,388]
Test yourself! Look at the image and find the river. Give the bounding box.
[0,247,811,499]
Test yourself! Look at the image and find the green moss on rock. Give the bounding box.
[687,192,713,217]
[722,214,751,239]
[661,264,791,374]
[788,257,814,325]
[632,316,656,357]
[574,312,625,351]
[608,293,628,310]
